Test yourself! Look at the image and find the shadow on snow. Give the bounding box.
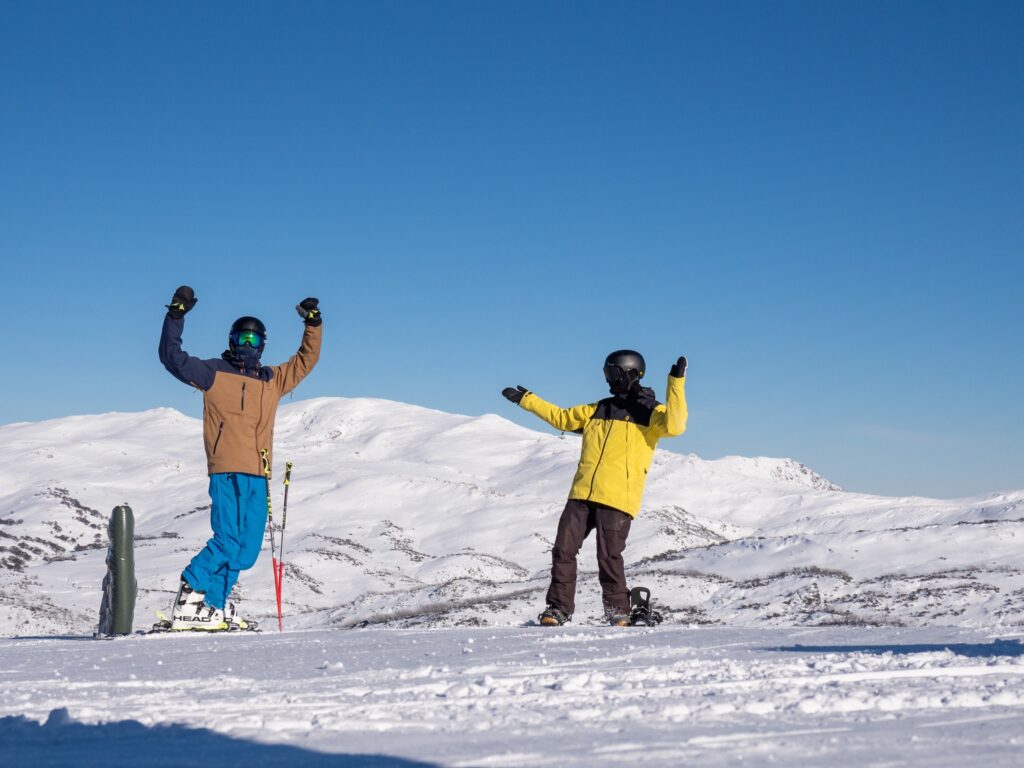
[0,708,439,768]
[769,638,1024,658]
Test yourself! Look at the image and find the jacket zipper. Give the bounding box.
[212,421,224,455]
[624,421,630,511]
[241,382,246,411]
[255,380,265,475]
[587,420,611,500]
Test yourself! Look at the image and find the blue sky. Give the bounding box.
[1,1,1021,498]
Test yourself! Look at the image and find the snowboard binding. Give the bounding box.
[628,586,663,627]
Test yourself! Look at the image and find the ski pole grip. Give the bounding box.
[98,504,137,636]
[284,461,292,485]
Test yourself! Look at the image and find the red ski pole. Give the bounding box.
[261,450,283,630]
[276,461,293,632]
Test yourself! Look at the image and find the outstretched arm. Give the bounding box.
[503,386,596,432]
[650,357,687,437]
[273,298,323,395]
[158,286,216,390]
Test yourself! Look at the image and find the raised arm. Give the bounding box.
[503,386,596,432]
[272,298,323,395]
[158,286,216,390]
[649,357,687,437]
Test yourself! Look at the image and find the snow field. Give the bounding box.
[2,626,1024,766]
[3,398,1024,764]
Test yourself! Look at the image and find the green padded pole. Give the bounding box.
[98,504,137,635]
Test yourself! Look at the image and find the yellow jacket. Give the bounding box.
[519,375,686,517]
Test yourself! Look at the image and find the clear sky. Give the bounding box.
[1,1,1021,499]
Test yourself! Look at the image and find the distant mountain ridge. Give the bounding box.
[1,397,1022,635]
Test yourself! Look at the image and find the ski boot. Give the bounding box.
[538,606,570,626]
[169,580,228,631]
[170,601,227,631]
[224,602,259,632]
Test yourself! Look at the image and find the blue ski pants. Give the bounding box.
[182,473,267,610]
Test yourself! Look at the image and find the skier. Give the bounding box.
[158,285,322,631]
[502,350,687,626]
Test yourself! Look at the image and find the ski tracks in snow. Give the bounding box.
[2,626,1024,766]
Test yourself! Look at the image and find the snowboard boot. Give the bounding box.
[224,602,258,632]
[538,606,570,626]
[607,610,632,627]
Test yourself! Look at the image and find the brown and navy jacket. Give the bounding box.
[159,314,322,478]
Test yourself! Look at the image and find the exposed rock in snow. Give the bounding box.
[1,397,1022,636]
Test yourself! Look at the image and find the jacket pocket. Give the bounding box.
[212,421,225,455]
[240,382,246,411]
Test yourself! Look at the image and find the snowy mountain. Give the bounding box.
[2,397,1023,636]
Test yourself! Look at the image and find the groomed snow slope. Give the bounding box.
[2,626,1024,767]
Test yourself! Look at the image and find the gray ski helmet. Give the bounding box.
[604,349,645,393]
[229,316,267,351]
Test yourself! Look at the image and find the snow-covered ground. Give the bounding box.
[2,397,1024,765]
[3,626,1024,767]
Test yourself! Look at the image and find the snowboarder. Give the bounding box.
[502,350,687,626]
[158,285,322,630]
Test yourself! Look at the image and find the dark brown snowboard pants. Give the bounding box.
[545,499,632,616]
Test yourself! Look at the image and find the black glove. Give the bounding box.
[166,285,197,319]
[669,356,687,378]
[502,385,529,405]
[295,297,322,327]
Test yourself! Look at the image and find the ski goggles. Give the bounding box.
[603,364,632,384]
[232,330,265,348]
[604,365,643,393]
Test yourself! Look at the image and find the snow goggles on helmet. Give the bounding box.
[231,330,265,349]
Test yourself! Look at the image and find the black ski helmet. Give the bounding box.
[604,349,645,393]
[229,316,267,351]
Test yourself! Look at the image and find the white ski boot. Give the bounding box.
[169,580,228,631]
[224,602,258,632]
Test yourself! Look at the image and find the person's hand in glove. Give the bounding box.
[502,385,529,405]
[669,356,687,378]
[295,297,322,327]
[166,286,197,319]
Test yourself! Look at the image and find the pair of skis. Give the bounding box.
[262,452,293,633]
